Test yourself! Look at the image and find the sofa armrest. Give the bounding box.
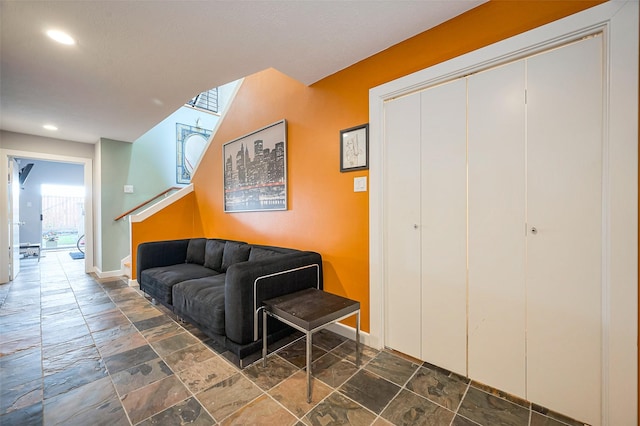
[136,239,191,281]
[224,251,323,344]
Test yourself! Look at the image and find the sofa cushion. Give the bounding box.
[140,263,219,305]
[248,247,281,262]
[172,275,227,335]
[204,239,225,271]
[186,238,206,265]
[221,241,251,272]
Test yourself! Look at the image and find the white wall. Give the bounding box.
[0,130,95,158]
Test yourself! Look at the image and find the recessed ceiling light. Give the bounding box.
[46,29,76,46]
[43,124,58,131]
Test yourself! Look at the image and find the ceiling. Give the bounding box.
[0,1,485,144]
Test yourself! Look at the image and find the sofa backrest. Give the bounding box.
[186,238,303,273]
[248,244,297,261]
[195,238,251,273]
[185,238,207,265]
[203,239,225,270]
[220,241,251,272]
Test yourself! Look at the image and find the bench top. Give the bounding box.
[263,287,360,331]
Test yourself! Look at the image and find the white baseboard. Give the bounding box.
[93,267,126,279]
[325,322,377,349]
[129,279,138,287]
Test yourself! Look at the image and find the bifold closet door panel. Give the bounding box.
[468,60,527,398]
[384,92,423,359]
[526,36,603,425]
[420,79,467,376]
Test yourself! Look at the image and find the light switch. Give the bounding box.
[124,185,134,193]
[354,176,367,192]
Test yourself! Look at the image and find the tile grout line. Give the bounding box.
[40,250,78,423]
[308,336,378,423]
[100,278,210,425]
[233,349,301,423]
[316,336,384,423]
[291,336,371,424]
[303,341,391,424]
[76,275,137,425]
[268,341,352,425]
[372,373,410,424]
[235,330,371,424]
[127,284,286,424]
[125,283,300,425]
[156,305,242,424]
[450,382,476,426]
[38,256,45,423]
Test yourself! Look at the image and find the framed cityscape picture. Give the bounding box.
[340,123,369,172]
[223,120,287,212]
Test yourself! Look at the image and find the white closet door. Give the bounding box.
[526,36,603,425]
[420,79,467,375]
[384,92,423,359]
[468,60,527,397]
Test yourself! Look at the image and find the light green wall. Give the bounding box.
[100,138,133,272]
[124,107,217,205]
[127,81,239,206]
[99,81,239,272]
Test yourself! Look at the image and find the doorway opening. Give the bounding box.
[40,184,85,250]
[0,149,93,284]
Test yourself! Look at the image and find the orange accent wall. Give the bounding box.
[130,191,202,279]
[134,1,605,335]
[190,0,605,334]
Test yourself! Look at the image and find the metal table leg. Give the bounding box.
[356,310,360,367]
[262,309,267,367]
[262,289,360,404]
[306,330,312,403]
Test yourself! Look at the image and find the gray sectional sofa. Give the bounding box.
[136,238,322,364]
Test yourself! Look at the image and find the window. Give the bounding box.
[186,88,219,114]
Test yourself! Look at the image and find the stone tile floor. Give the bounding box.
[0,251,588,425]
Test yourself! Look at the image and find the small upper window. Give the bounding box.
[186,88,219,114]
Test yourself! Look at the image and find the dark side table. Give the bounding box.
[262,287,360,402]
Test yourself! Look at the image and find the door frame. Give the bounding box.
[0,149,94,282]
[369,2,637,425]
[8,158,20,280]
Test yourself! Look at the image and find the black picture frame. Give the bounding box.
[340,123,369,172]
[223,120,287,212]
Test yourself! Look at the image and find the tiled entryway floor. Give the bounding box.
[0,251,588,426]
